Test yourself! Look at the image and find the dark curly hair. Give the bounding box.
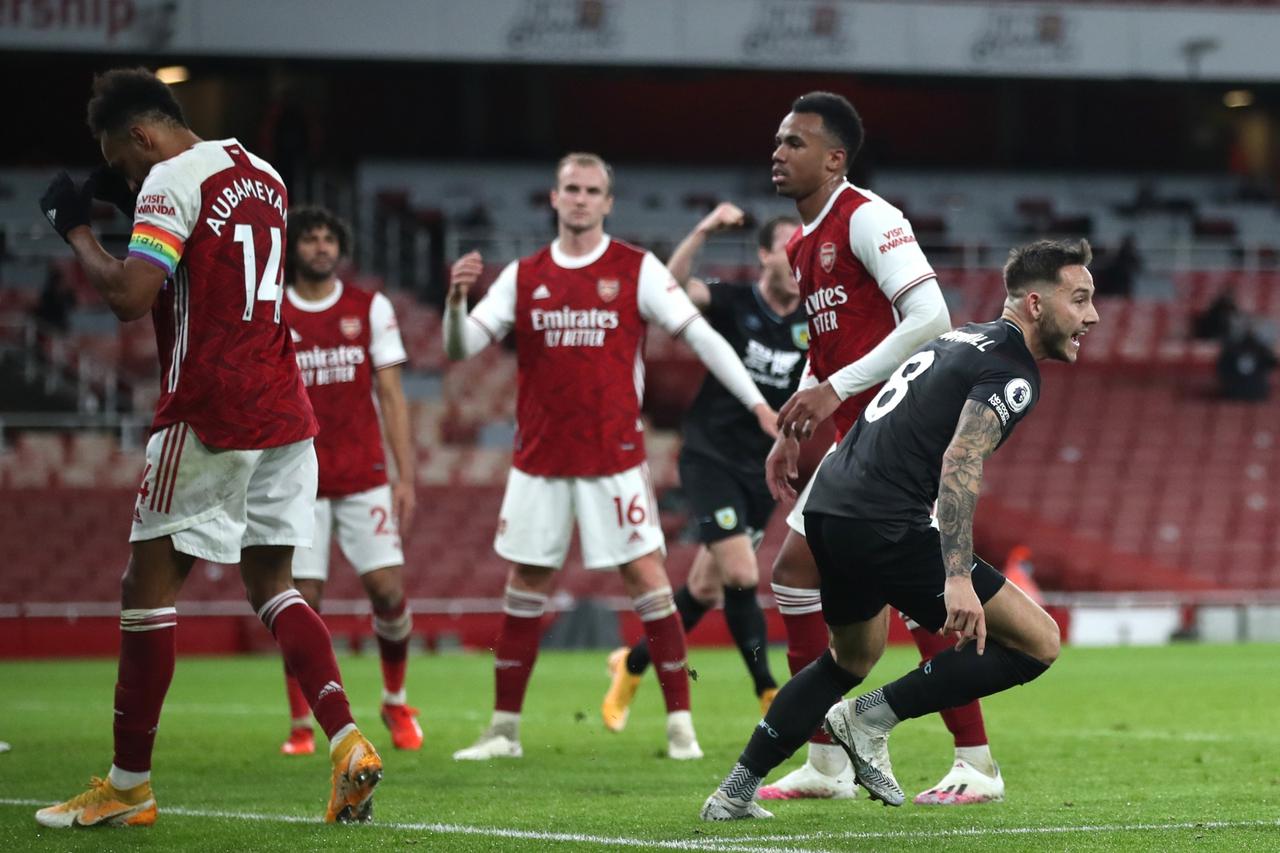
[286,206,352,281]
[86,67,187,136]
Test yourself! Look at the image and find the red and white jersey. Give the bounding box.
[127,138,316,449]
[283,281,407,498]
[787,182,936,439]
[467,235,701,477]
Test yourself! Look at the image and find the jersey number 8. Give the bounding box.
[863,351,936,423]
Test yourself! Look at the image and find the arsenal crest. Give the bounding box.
[819,242,837,273]
[339,316,363,340]
[597,278,620,302]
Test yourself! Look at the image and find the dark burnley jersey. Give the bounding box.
[681,282,808,471]
[807,319,1040,540]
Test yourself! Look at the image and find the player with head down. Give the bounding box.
[35,68,381,828]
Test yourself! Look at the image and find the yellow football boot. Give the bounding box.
[602,647,642,733]
[325,729,383,823]
[759,687,779,717]
[35,776,157,828]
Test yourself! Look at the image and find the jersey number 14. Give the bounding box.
[863,351,936,423]
[233,224,284,323]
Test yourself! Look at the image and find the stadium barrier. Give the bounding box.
[6,591,1279,659]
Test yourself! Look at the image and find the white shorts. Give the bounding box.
[130,424,317,564]
[292,484,405,581]
[495,464,666,570]
[785,442,839,537]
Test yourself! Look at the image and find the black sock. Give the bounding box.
[738,649,861,777]
[722,584,777,695]
[882,641,1050,721]
[625,585,710,675]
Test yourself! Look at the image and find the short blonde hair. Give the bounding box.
[556,152,614,195]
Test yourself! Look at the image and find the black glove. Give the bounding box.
[38,171,93,243]
[88,165,137,219]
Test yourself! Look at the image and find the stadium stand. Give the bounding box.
[5,159,1280,652]
[4,274,1279,613]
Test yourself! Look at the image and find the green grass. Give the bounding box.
[2,643,1279,851]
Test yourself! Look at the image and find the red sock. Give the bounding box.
[283,662,311,724]
[260,590,354,740]
[113,609,178,773]
[909,623,988,747]
[493,614,542,713]
[493,586,547,713]
[772,584,832,744]
[373,599,412,699]
[639,604,690,712]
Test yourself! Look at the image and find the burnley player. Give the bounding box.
[749,92,1005,806]
[35,69,381,827]
[278,207,421,754]
[702,239,1097,820]
[602,203,804,731]
[445,153,776,761]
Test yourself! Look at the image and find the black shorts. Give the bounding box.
[679,450,776,547]
[802,511,1006,630]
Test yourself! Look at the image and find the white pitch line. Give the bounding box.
[714,818,1280,844]
[0,799,819,853]
[4,798,1277,849]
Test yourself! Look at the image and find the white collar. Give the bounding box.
[286,279,343,313]
[550,235,611,269]
[801,182,852,237]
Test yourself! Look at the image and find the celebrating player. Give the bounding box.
[601,203,804,730]
[701,238,1096,820]
[34,69,381,827]
[738,92,1003,804]
[277,206,422,755]
[445,153,776,761]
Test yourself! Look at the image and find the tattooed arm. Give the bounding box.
[936,399,1005,654]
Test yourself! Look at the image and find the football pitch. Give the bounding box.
[2,643,1278,851]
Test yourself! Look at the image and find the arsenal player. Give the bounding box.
[750,92,1005,807]
[445,153,776,761]
[277,206,421,755]
[35,68,380,827]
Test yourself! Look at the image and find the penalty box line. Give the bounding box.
[6,799,1279,849]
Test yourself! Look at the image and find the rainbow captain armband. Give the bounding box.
[128,223,184,277]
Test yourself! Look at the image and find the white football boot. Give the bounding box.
[914,759,1005,805]
[757,758,857,800]
[666,711,704,760]
[452,718,523,761]
[699,790,774,821]
[823,700,905,806]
